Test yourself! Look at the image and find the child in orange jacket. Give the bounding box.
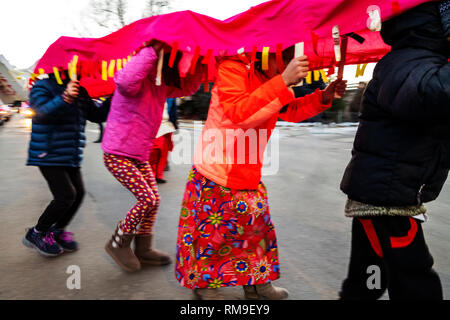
[175,47,346,300]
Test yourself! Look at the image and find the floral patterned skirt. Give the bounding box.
[175,166,280,289]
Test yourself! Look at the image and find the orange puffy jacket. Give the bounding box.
[193,58,331,189]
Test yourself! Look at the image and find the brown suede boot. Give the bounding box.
[243,285,259,300]
[193,288,226,300]
[133,234,172,266]
[243,283,289,300]
[105,223,141,272]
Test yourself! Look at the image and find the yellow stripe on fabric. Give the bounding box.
[305,71,312,84]
[68,62,72,78]
[262,47,270,71]
[108,60,116,78]
[355,63,368,77]
[70,55,79,81]
[53,67,63,85]
[102,61,107,81]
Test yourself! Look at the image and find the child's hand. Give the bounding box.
[322,79,347,104]
[66,80,80,98]
[63,80,80,103]
[281,56,309,86]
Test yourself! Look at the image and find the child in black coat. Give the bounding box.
[339,1,449,300]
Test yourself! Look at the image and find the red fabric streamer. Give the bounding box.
[250,46,258,77]
[168,41,179,68]
[276,43,285,73]
[32,0,432,97]
[189,46,201,75]
[202,49,213,65]
[392,1,402,15]
[310,31,320,56]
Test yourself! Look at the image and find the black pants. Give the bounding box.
[35,166,85,232]
[95,123,104,142]
[340,216,443,300]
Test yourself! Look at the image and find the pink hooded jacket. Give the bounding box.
[102,46,202,162]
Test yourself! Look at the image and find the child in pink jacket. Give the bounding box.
[102,42,202,272]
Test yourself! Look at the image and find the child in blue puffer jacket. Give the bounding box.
[23,71,109,257]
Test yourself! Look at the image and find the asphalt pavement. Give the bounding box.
[1,114,449,300]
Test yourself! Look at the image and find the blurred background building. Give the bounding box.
[0,55,30,104]
[177,73,369,124]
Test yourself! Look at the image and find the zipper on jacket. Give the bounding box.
[417,184,425,206]
[75,101,81,165]
[416,145,443,205]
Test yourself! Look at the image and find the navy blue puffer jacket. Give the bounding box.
[340,2,450,207]
[27,76,109,167]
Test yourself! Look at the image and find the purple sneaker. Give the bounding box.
[51,227,79,252]
[23,228,63,257]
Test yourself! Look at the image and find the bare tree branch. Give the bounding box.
[73,0,172,37]
[143,0,171,18]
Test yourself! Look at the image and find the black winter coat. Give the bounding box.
[340,2,450,207]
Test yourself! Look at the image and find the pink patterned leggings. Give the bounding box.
[104,153,160,234]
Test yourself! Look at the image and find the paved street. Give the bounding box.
[1,114,449,300]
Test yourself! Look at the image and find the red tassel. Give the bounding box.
[203,67,209,92]
[81,61,93,78]
[202,55,210,92]
[392,1,402,15]
[79,61,88,79]
[327,66,336,76]
[190,46,201,75]
[249,45,258,85]
[276,44,285,73]
[207,59,216,83]
[250,45,257,75]
[95,60,102,79]
[310,31,319,55]
[202,49,213,65]
[168,41,179,68]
